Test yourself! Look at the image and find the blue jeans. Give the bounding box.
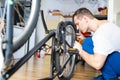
[82,37,120,79]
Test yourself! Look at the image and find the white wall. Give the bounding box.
[35,0,62,44]
[108,0,120,25]
[13,26,35,58]
[13,26,25,58]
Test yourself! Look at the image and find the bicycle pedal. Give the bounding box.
[38,77,53,80]
[68,48,79,55]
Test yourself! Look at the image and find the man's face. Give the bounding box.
[74,16,88,33]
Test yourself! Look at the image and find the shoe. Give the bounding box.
[92,75,103,80]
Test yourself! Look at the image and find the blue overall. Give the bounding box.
[82,37,120,80]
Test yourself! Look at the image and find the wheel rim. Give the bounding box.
[56,21,76,79]
[13,0,41,52]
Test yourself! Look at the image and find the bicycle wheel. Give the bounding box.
[0,0,40,73]
[12,0,41,52]
[50,35,58,78]
[56,21,76,80]
[0,0,40,51]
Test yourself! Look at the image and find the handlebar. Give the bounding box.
[40,10,49,34]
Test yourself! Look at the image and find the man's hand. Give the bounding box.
[76,32,85,44]
[73,41,83,53]
[76,32,85,40]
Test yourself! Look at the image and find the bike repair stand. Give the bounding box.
[39,48,79,80]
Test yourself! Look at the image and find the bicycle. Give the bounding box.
[0,0,41,79]
[0,0,78,80]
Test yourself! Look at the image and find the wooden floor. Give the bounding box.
[9,55,101,80]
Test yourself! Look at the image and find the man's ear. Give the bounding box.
[83,16,89,23]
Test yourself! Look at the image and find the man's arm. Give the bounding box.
[80,50,107,70]
[74,41,107,70]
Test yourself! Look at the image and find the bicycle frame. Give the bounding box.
[5,0,14,70]
[2,31,55,80]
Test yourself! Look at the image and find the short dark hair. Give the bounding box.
[73,8,94,19]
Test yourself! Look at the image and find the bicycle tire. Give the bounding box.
[13,0,41,52]
[0,0,41,72]
[56,21,76,80]
[0,0,41,52]
[50,35,58,78]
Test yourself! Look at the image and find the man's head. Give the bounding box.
[73,8,95,33]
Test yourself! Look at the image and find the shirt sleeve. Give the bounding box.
[92,35,114,55]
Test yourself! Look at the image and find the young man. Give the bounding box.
[73,8,120,80]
